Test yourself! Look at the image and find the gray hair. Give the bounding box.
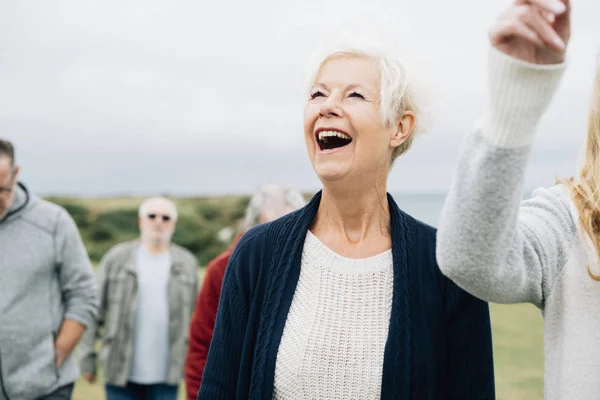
[243,183,306,230]
[138,197,179,221]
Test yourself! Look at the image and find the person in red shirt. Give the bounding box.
[184,183,306,400]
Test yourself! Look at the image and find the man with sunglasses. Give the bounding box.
[80,197,198,400]
[0,139,97,400]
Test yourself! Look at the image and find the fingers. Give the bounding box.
[558,0,570,13]
[520,6,566,50]
[491,15,544,48]
[541,10,555,24]
[515,0,566,14]
[491,4,565,51]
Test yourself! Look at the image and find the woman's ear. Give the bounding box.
[390,111,415,148]
[11,165,20,181]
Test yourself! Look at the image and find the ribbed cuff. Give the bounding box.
[482,47,566,149]
[65,310,92,329]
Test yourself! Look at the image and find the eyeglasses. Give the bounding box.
[0,174,15,198]
[147,213,172,222]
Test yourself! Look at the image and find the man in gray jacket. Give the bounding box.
[80,197,198,400]
[0,139,98,400]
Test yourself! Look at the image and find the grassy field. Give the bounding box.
[72,303,544,400]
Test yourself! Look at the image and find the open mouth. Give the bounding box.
[316,130,353,151]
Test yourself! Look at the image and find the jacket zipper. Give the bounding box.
[0,350,10,400]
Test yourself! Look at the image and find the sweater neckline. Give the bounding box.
[303,230,393,275]
[257,190,414,399]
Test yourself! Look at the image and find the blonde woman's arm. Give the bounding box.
[437,0,577,307]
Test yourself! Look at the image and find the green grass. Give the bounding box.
[72,302,544,399]
[490,303,544,399]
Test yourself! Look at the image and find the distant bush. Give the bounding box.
[88,222,115,241]
[230,196,250,221]
[196,203,222,222]
[172,217,227,265]
[199,244,227,266]
[62,203,91,228]
[95,209,139,235]
[87,242,119,264]
[172,216,203,246]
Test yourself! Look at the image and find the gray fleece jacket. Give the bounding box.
[0,183,97,400]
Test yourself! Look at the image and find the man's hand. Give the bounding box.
[82,373,97,384]
[54,343,69,368]
[54,319,86,368]
[490,0,571,65]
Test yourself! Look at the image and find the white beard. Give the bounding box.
[141,230,173,246]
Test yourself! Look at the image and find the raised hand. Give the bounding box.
[490,0,571,65]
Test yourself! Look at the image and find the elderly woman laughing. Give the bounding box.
[197,36,495,400]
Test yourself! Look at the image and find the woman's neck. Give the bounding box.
[310,182,392,258]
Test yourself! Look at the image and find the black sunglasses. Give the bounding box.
[147,213,171,222]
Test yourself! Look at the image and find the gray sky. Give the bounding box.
[1,0,598,196]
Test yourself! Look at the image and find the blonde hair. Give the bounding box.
[306,35,433,165]
[560,63,600,280]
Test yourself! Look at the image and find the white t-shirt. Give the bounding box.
[129,245,172,384]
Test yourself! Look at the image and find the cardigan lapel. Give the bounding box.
[380,193,413,399]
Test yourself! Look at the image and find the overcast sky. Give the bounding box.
[1,0,598,196]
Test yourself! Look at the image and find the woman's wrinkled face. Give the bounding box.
[304,56,403,186]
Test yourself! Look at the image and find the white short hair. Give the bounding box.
[138,197,179,221]
[243,183,306,230]
[306,26,434,164]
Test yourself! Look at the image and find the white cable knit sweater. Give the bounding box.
[273,231,393,400]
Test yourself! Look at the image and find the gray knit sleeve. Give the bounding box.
[436,130,577,308]
[436,48,577,308]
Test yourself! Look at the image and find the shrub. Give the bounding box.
[95,209,139,235]
[172,219,227,265]
[63,203,91,228]
[87,242,118,264]
[229,196,250,221]
[196,202,222,223]
[198,244,227,266]
[88,222,116,241]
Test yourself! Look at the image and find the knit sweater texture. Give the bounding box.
[273,231,393,399]
[198,192,495,399]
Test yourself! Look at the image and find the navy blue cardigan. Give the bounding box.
[198,192,495,399]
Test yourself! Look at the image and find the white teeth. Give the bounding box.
[318,131,351,141]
